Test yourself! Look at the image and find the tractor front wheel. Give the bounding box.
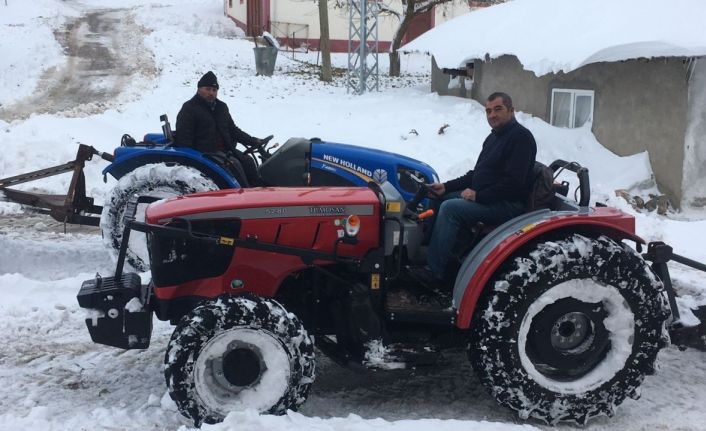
[164,295,316,426]
[469,234,670,424]
[100,163,218,271]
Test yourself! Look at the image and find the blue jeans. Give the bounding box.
[427,193,525,279]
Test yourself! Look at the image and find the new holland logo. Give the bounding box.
[321,154,373,178]
[372,169,388,184]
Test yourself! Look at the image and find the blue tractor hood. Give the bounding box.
[310,139,439,203]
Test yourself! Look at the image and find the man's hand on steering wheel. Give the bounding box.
[427,182,445,198]
[242,135,274,157]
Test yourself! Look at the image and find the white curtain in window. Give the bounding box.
[552,91,571,128]
[574,95,593,127]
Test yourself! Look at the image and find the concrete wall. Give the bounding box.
[432,54,690,204]
[683,58,706,207]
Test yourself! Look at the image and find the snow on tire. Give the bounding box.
[164,295,316,426]
[100,163,218,271]
[469,234,670,424]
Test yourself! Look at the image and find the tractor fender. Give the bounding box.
[453,206,644,329]
[102,147,239,189]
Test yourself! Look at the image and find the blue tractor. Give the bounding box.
[97,117,439,270]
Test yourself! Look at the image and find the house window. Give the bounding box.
[550,89,594,128]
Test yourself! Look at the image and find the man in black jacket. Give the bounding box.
[425,92,537,282]
[174,71,266,186]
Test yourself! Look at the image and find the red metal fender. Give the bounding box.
[454,207,644,329]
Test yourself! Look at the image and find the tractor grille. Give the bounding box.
[149,219,240,287]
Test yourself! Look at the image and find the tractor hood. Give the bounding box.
[145,186,381,224]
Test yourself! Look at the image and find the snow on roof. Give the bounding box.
[402,0,706,76]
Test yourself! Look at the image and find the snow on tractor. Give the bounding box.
[76,159,706,426]
[0,115,438,270]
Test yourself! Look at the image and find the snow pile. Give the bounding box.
[133,0,243,39]
[402,0,706,75]
[363,339,406,370]
[0,0,77,105]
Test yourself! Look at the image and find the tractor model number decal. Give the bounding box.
[265,208,287,215]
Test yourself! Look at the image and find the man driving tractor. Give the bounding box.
[174,71,267,187]
[423,92,537,286]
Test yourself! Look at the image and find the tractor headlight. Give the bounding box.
[344,214,361,237]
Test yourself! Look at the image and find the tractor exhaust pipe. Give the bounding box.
[160,114,174,142]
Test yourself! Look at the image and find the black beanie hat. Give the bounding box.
[197,71,219,89]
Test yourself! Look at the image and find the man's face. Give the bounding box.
[197,86,218,103]
[485,97,514,129]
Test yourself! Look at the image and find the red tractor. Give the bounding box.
[78,160,700,426]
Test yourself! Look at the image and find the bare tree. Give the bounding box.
[383,0,503,77]
[383,1,454,77]
[306,0,504,78]
[318,0,333,82]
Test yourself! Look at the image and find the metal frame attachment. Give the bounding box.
[0,144,113,226]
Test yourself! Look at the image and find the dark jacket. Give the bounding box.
[444,118,537,204]
[174,94,258,153]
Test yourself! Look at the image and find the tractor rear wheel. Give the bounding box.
[469,234,670,424]
[100,163,218,271]
[164,295,315,426]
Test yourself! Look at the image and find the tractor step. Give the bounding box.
[385,288,455,326]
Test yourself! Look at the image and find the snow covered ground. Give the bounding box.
[1,1,705,430]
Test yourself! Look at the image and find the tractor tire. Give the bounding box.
[164,295,316,426]
[100,163,218,271]
[469,234,670,424]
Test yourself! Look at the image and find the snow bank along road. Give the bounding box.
[0,214,705,431]
[0,5,155,121]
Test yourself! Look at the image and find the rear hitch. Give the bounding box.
[644,241,706,350]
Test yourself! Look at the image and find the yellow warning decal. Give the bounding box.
[371,273,381,290]
[219,237,235,246]
[386,202,401,213]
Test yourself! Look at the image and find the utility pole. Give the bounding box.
[346,0,380,94]
[318,0,332,82]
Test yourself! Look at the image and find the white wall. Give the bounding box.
[434,2,473,24]
[226,0,247,26]
[225,0,472,43]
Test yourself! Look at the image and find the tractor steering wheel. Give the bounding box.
[243,135,274,160]
[405,173,439,214]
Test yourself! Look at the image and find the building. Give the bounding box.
[223,0,474,52]
[403,0,706,208]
